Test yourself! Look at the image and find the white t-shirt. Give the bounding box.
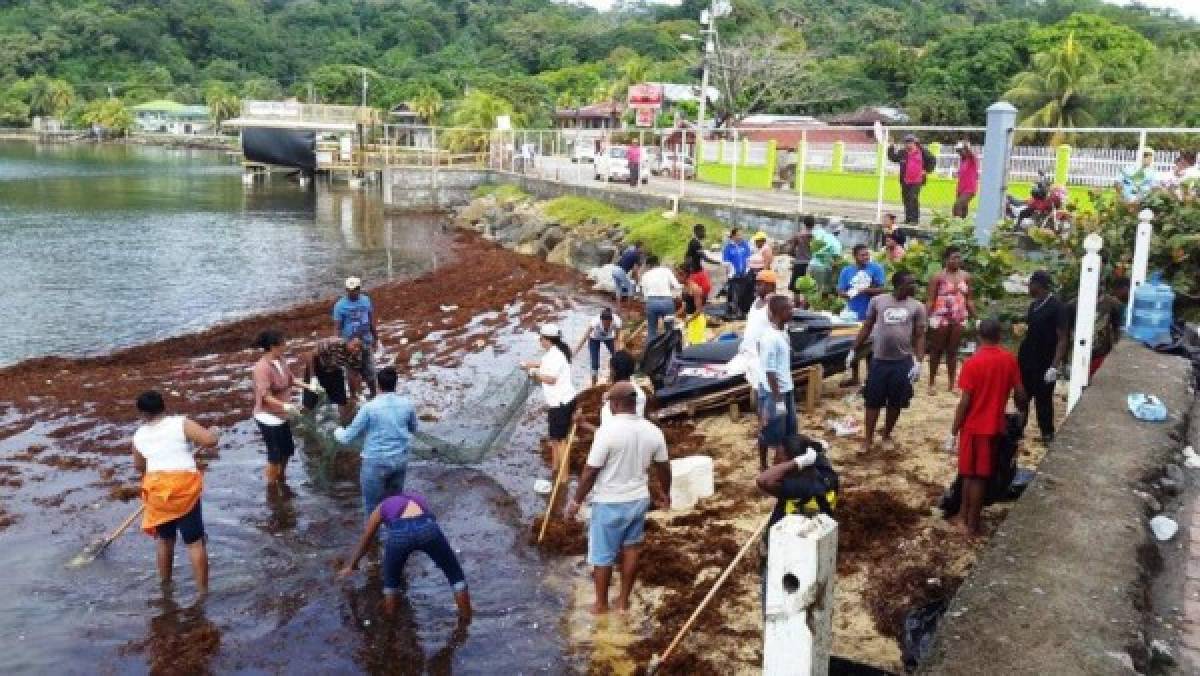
[640,266,681,299]
[538,347,576,407]
[586,413,669,503]
[132,416,197,473]
[740,297,772,388]
[600,382,647,425]
[588,315,623,341]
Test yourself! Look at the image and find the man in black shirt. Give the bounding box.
[755,434,837,528]
[686,223,721,271]
[1016,270,1069,442]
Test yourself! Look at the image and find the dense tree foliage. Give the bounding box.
[0,0,1193,132]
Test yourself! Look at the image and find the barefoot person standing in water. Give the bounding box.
[565,382,671,614]
[251,329,304,492]
[132,390,219,597]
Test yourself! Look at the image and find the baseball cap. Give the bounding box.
[539,323,561,339]
[344,276,362,290]
[1029,270,1054,289]
[756,269,777,284]
[753,231,768,241]
[955,141,969,151]
[903,133,918,142]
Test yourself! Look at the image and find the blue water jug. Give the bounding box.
[1128,271,1175,343]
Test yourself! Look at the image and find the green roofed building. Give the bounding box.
[131,100,212,135]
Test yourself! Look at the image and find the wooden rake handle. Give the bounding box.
[537,423,577,543]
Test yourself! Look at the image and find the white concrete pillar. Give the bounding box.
[764,514,838,676]
[974,102,1018,245]
[1127,208,1154,328]
[1068,233,1103,414]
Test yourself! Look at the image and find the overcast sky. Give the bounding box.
[576,0,1200,20]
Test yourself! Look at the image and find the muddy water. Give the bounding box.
[0,141,437,366]
[0,143,611,674]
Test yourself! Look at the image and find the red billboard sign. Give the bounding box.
[627,84,664,108]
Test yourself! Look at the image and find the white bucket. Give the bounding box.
[670,456,715,510]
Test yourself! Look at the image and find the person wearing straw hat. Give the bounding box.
[565,381,671,615]
[333,276,379,398]
[747,231,774,279]
[132,390,219,597]
[522,324,578,475]
[887,134,936,224]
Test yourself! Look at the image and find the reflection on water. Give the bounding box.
[129,597,222,675]
[0,141,443,365]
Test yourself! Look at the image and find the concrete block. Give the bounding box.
[764,514,838,676]
[670,456,715,510]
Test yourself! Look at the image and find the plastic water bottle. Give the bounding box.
[1128,271,1175,343]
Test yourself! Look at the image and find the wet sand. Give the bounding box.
[0,230,617,673]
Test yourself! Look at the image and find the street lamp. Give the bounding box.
[679,29,715,132]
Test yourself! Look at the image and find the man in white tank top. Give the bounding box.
[132,390,219,597]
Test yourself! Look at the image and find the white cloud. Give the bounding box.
[1104,0,1200,19]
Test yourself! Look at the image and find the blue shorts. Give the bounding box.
[155,499,205,545]
[588,498,651,566]
[757,390,797,446]
[382,514,467,595]
[863,357,915,409]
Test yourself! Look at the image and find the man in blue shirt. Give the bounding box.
[722,228,753,317]
[758,295,796,465]
[837,244,886,385]
[333,276,379,397]
[335,367,417,520]
[612,241,643,306]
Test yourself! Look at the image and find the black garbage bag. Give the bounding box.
[1149,321,1200,389]
[939,413,1023,517]
[639,326,684,389]
[901,599,949,672]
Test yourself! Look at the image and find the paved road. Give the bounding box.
[530,154,932,224]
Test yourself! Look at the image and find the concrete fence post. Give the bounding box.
[974,102,1018,246]
[795,132,808,215]
[731,130,740,212]
[1127,208,1155,328]
[1068,233,1104,415]
[874,133,888,224]
[831,141,845,174]
[763,514,838,676]
[1055,144,1071,186]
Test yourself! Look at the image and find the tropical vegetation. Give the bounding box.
[0,1,1192,138]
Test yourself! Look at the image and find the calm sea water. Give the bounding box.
[0,141,439,365]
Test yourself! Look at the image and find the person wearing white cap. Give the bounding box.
[521,324,578,475]
[333,276,379,397]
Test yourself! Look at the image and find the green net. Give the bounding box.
[410,366,534,464]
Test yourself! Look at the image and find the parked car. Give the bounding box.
[640,147,662,175]
[571,143,596,163]
[659,152,696,179]
[594,146,649,184]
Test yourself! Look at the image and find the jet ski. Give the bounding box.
[651,310,862,405]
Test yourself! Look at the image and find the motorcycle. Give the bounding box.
[1006,170,1071,234]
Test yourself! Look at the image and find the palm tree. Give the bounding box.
[446,90,522,152]
[411,86,443,125]
[1004,33,1100,145]
[204,84,242,127]
[27,76,75,119]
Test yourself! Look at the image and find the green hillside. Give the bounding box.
[0,0,1196,130]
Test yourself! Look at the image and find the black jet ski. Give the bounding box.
[652,310,860,404]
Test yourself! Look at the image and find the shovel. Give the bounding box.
[67,504,144,568]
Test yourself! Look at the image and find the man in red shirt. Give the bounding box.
[948,319,1027,536]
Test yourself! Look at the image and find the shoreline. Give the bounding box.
[0,129,236,153]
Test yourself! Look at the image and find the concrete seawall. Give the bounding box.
[381,166,880,246]
[920,341,1195,675]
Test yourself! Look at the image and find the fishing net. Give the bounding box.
[410,366,535,464]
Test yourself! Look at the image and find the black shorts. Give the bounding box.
[547,399,577,441]
[315,367,349,406]
[155,499,205,545]
[863,357,915,410]
[257,421,295,464]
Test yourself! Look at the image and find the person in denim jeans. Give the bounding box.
[639,255,680,344]
[338,492,472,619]
[334,366,417,520]
[565,383,672,614]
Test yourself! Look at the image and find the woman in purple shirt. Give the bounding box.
[338,493,472,619]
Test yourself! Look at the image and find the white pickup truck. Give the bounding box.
[593,146,650,184]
